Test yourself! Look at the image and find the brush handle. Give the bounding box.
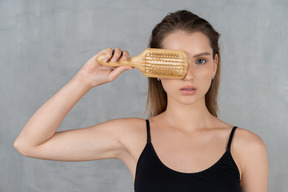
[96,54,137,67]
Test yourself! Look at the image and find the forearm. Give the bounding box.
[14,74,92,150]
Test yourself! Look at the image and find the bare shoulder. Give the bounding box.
[103,117,147,146]
[103,117,147,162]
[103,117,146,132]
[232,127,268,182]
[233,127,267,153]
[101,117,145,128]
[99,117,146,139]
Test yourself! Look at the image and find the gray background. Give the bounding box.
[1,0,287,191]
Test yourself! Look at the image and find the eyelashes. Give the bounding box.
[195,58,207,64]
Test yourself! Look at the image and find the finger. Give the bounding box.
[103,48,113,63]
[111,48,122,62]
[121,50,130,61]
[88,49,106,63]
[108,66,130,81]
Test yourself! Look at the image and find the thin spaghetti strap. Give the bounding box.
[226,126,238,151]
[145,119,151,143]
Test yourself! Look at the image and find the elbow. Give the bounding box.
[13,139,31,157]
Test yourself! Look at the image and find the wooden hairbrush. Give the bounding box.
[96,48,188,79]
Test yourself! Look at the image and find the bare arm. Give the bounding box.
[14,48,134,161]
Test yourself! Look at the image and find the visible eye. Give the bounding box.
[196,58,207,64]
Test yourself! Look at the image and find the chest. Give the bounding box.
[148,129,227,173]
[134,143,241,192]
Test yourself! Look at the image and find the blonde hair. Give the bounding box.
[145,10,221,118]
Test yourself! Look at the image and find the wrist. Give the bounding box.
[72,72,94,91]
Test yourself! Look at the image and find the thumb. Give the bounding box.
[108,66,132,81]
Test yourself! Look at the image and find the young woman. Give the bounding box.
[14,10,268,192]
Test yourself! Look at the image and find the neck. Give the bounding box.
[160,97,215,132]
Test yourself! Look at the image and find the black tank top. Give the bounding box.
[134,119,241,192]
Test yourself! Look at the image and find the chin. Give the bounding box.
[175,97,201,105]
[180,100,199,105]
[167,91,206,106]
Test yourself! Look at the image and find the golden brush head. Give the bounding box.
[143,48,188,79]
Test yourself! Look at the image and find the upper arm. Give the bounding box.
[234,128,269,192]
[18,118,137,161]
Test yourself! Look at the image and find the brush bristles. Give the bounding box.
[144,52,185,77]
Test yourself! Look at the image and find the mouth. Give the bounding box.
[180,86,197,90]
[180,86,197,95]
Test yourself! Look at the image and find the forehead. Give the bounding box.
[161,31,212,55]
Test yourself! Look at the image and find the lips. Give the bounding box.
[180,86,197,95]
[180,86,197,90]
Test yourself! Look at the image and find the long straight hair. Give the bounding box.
[145,10,221,118]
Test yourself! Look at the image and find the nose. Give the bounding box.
[183,62,193,80]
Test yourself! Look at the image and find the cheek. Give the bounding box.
[161,80,178,94]
[194,68,213,91]
[194,65,214,81]
[198,69,212,80]
[199,71,212,82]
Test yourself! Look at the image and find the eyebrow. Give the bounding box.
[193,52,211,58]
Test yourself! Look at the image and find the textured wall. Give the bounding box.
[1,0,287,191]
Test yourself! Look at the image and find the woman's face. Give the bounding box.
[160,30,218,105]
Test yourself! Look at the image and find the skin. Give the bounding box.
[14,30,268,191]
[153,31,268,191]
[158,31,219,132]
